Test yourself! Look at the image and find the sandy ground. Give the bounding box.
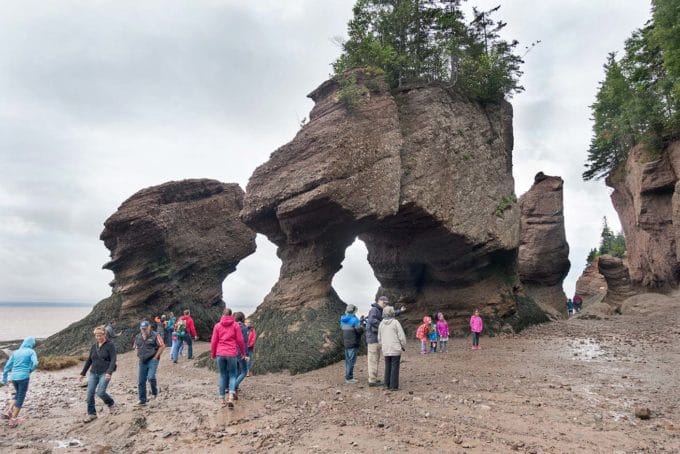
[1,298,679,453]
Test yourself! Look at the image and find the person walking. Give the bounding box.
[245,318,257,377]
[470,309,484,350]
[105,321,121,342]
[233,312,249,397]
[178,310,198,360]
[210,308,246,408]
[165,312,176,348]
[80,326,117,423]
[1,336,38,428]
[133,321,165,406]
[340,304,364,384]
[377,306,406,391]
[366,296,405,387]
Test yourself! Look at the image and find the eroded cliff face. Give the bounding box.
[40,179,256,356]
[606,141,680,289]
[242,70,537,374]
[518,172,570,316]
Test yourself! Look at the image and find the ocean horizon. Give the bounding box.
[0,300,260,342]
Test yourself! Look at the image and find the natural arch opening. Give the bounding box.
[331,237,380,317]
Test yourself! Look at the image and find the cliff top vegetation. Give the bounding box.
[583,0,680,181]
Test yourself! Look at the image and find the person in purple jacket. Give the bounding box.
[469,309,484,350]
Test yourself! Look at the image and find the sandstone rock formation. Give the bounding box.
[575,260,607,305]
[619,292,680,315]
[606,141,680,289]
[518,172,570,316]
[597,255,637,310]
[40,179,256,356]
[241,69,545,374]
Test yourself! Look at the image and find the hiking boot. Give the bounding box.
[227,394,235,409]
[82,414,97,424]
[107,404,118,415]
[233,391,238,401]
[368,382,383,387]
[134,401,147,407]
[345,379,358,384]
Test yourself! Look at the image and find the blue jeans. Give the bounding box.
[235,357,248,389]
[216,356,238,397]
[472,332,480,346]
[344,347,358,380]
[138,358,159,403]
[12,379,29,409]
[171,337,182,362]
[247,349,254,373]
[86,372,114,415]
[184,335,193,359]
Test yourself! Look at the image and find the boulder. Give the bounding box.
[518,172,570,315]
[577,302,615,320]
[242,69,542,374]
[40,179,256,356]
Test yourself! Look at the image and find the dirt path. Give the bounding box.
[1,298,679,453]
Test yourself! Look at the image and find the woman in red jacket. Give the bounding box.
[210,309,245,408]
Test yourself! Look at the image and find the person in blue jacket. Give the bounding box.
[2,336,39,428]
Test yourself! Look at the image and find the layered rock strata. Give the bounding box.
[606,141,680,289]
[40,179,255,356]
[242,69,539,374]
[518,172,570,316]
[597,255,637,310]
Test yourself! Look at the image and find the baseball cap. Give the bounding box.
[139,320,150,329]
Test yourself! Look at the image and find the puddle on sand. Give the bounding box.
[569,338,605,361]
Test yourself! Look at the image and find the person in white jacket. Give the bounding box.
[377,306,407,390]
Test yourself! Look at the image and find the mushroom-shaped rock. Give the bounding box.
[40,179,255,356]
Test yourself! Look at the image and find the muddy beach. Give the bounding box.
[1,296,679,453]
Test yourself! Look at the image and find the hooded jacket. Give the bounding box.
[377,318,406,356]
[436,316,450,338]
[416,316,432,340]
[366,303,402,344]
[2,337,38,383]
[340,313,364,349]
[210,315,245,358]
[81,338,117,376]
[470,314,484,333]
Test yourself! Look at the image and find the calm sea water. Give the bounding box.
[0,302,94,342]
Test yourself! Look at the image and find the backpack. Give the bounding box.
[175,319,187,336]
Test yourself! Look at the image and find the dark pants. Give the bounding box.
[138,358,159,403]
[472,332,480,346]
[86,372,114,415]
[383,355,401,390]
[184,335,193,359]
[344,347,358,380]
[12,379,29,409]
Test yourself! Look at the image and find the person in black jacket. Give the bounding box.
[80,326,117,422]
[340,304,365,384]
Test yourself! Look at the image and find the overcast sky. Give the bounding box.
[0,1,651,316]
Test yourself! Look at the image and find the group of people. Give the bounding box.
[341,298,487,391]
[566,293,584,317]
[1,307,258,428]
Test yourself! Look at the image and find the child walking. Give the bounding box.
[470,309,483,350]
[428,318,438,353]
[416,316,432,354]
[245,318,257,377]
[436,312,449,353]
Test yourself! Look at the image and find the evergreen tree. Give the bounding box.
[333,0,525,103]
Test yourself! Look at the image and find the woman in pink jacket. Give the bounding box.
[210,309,245,408]
[469,309,483,350]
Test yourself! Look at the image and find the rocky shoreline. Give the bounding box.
[1,292,679,453]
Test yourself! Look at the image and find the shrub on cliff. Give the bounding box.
[333,1,527,103]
